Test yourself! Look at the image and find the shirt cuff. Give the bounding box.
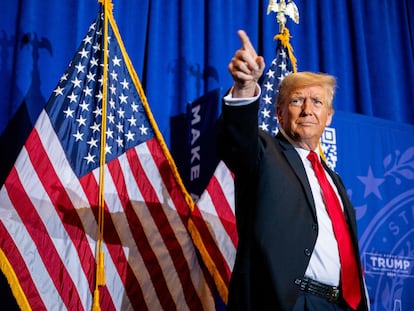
[223,84,262,106]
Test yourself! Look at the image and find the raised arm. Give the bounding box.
[228,30,265,98]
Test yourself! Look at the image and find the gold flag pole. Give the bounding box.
[93,0,113,310]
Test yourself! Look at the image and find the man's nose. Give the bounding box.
[301,98,313,115]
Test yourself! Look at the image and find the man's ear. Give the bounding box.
[276,106,282,125]
[326,109,334,126]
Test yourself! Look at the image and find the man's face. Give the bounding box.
[277,85,333,150]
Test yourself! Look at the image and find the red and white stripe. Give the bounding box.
[191,160,237,301]
[0,110,215,310]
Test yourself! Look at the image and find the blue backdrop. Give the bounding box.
[1,1,414,310]
[326,112,414,311]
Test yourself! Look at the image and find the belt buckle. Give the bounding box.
[328,286,340,302]
[295,277,309,291]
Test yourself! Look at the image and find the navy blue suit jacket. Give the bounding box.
[217,99,368,311]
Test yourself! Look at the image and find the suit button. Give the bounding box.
[312,223,318,231]
[304,248,311,256]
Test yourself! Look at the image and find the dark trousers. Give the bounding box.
[293,291,353,311]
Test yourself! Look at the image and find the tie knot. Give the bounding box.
[307,151,319,164]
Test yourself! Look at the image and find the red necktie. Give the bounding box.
[307,151,361,309]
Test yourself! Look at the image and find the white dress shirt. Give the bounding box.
[294,145,341,286]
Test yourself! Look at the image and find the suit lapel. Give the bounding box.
[277,135,318,221]
[276,133,360,251]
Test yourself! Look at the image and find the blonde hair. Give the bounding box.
[276,72,337,109]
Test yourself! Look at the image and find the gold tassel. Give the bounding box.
[318,140,328,163]
[92,289,101,311]
[274,27,297,73]
[97,0,113,12]
[97,250,106,286]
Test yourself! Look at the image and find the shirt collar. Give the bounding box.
[279,128,319,160]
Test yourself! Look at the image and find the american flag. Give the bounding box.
[258,29,296,136]
[0,5,215,310]
[190,161,237,303]
[189,30,298,304]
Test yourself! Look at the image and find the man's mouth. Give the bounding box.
[297,121,316,126]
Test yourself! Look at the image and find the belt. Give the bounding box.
[295,277,340,303]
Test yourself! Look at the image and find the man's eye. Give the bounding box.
[313,100,323,106]
[290,98,303,106]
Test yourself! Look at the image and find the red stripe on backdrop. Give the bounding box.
[79,171,142,309]
[24,129,116,310]
[0,221,47,310]
[5,167,83,310]
[127,140,204,310]
[107,157,173,310]
[206,175,238,247]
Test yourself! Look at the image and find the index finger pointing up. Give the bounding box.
[237,30,257,58]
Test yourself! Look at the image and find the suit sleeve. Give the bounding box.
[217,98,260,177]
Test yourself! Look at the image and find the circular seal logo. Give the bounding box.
[359,189,414,311]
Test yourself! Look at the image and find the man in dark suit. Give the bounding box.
[217,30,369,311]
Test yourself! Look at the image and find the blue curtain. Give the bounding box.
[1,0,413,309]
[1,1,413,145]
